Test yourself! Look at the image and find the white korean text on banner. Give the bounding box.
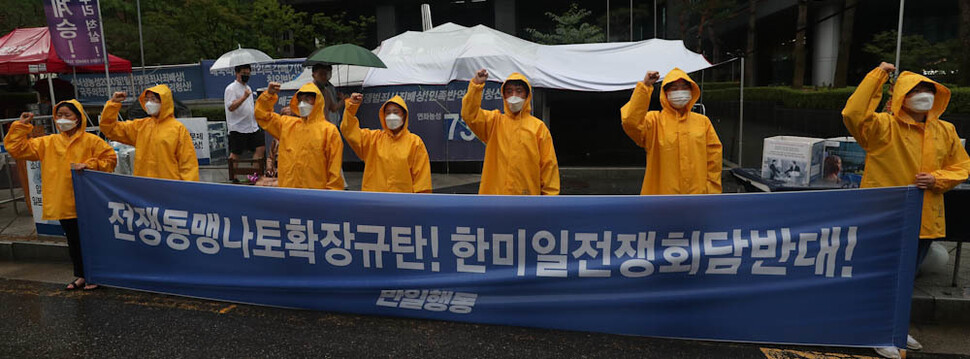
[73,171,921,349]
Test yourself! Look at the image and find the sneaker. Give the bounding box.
[874,346,900,359]
[907,334,923,350]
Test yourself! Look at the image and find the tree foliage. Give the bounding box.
[312,11,376,49]
[0,0,46,35]
[1,0,373,65]
[863,31,959,77]
[525,3,605,45]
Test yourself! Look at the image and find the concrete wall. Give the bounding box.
[376,4,397,42]
[812,3,840,86]
[494,0,516,35]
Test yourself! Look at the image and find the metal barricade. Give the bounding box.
[0,115,53,214]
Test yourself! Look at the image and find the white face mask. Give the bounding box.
[904,92,934,113]
[55,118,76,132]
[384,113,403,130]
[298,101,313,117]
[144,101,161,116]
[506,96,525,113]
[667,90,693,109]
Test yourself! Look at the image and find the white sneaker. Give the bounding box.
[907,334,923,350]
[874,346,901,359]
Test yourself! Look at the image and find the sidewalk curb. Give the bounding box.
[1,239,968,324]
[912,286,970,324]
[0,240,69,262]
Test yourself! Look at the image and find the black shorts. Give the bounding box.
[229,129,266,155]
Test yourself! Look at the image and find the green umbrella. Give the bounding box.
[304,44,386,68]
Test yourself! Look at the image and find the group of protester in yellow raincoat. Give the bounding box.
[252,68,564,196]
[2,83,201,291]
[4,61,968,343]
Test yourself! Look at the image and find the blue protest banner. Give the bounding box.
[73,64,205,102]
[349,81,502,162]
[273,81,499,162]
[74,170,920,348]
[203,59,305,100]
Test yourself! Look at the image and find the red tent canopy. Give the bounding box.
[0,27,131,75]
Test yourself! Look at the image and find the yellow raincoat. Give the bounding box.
[341,96,432,193]
[843,68,970,239]
[461,73,560,195]
[4,100,117,220]
[620,68,723,195]
[100,84,199,181]
[254,83,344,190]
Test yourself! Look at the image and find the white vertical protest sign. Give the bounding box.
[177,117,211,165]
[26,161,63,236]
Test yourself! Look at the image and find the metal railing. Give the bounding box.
[0,115,45,214]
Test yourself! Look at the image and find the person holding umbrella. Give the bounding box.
[304,43,387,125]
[211,47,274,182]
[254,82,344,190]
[224,64,265,181]
[312,63,345,125]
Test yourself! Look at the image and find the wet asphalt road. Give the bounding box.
[0,279,965,359]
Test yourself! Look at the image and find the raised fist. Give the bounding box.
[349,93,363,105]
[110,91,127,103]
[878,62,896,75]
[473,69,488,84]
[643,71,660,86]
[18,112,33,124]
[267,82,281,95]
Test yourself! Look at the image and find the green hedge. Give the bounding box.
[704,86,857,110]
[188,105,226,122]
[949,88,970,114]
[697,82,741,91]
[703,85,970,115]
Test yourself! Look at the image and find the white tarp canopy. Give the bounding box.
[282,23,712,92]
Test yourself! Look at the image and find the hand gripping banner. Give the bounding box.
[74,171,921,348]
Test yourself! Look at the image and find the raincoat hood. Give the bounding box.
[379,95,410,135]
[659,68,700,115]
[139,84,176,121]
[501,73,533,116]
[54,99,88,138]
[892,71,950,124]
[290,83,326,123]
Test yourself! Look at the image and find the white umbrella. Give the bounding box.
[209,46,274,73]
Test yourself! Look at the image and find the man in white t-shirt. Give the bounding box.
[224,64,265,180]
